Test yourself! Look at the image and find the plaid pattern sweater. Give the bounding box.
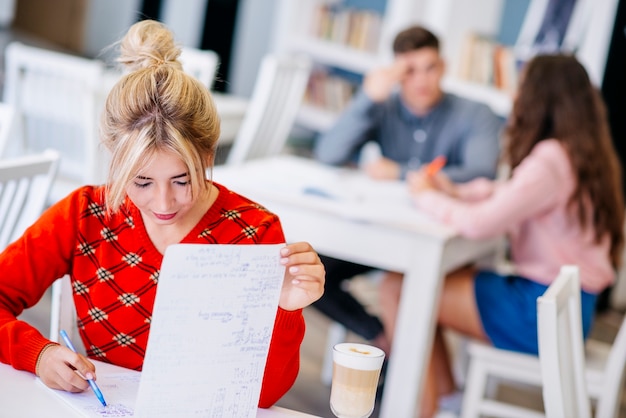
[0,183,304,407]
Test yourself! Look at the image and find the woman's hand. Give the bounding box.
[407,169,457,197]
[278,242,325,311]
[364,157,401,180]
[36,344,97,393]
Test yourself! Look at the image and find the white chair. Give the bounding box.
[49,274,76,346]
[180,47,219,90]
[537,265,591,418]
[225,53,312,165]
[0,149,60,249]
[0,102,17,157]
[461,267,626,418]
[3,42,107,204]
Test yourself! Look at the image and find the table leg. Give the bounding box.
[379,239,446,418]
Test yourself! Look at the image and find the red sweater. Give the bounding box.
[0,183,304,407]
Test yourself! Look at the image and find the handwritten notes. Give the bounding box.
[134,244,285,418]
[37,370,140,417]
[39,244,286,417]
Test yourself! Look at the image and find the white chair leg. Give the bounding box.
[461,358,488,418]
[321,322,348,385]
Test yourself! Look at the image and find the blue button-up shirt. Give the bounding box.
[314,89,504,182]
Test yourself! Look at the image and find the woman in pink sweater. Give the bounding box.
[379,54,624,417]
[0,20,325,408]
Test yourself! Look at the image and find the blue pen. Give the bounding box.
[59,329,107,407]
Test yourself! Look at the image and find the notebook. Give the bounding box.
[40,243,286,417]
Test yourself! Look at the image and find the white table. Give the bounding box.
[0,361,320,418]
[213,156,501,418]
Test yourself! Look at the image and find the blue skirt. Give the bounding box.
[474,270,597,355]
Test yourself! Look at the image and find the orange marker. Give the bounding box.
[425,155,446,176]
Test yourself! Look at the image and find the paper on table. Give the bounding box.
[37,370,140,417]
[135,243,286,418]
[215,156,449,234]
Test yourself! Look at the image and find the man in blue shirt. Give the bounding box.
[313,25,504,354]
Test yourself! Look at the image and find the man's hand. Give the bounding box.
[363,59,408,102]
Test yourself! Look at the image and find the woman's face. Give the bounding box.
[126,150,196,227]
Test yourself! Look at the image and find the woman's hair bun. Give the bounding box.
[117,19,183,71]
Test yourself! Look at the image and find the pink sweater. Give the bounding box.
[414,139,614,293]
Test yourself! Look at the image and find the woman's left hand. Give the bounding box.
[278,242,325,311]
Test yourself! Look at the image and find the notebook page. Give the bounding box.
[36,363,140,417]
[135,244,285,418]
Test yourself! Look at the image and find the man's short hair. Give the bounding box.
[392,25,440,54]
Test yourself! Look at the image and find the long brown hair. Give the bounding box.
[505,54,624,267]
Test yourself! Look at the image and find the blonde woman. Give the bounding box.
[0,20,325,408]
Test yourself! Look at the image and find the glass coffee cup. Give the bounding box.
[330,343,385,418]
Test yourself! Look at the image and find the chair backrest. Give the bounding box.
[0,102,16,158]
[3,42,106,203]
[595,305,626,418]
[49,274,77,347]
[180,47,220,90]
[537,265,591,418]
[0,149,60,249]
[225,53,312,165]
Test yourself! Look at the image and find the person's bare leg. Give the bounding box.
[378,271,403,343]
[419,327,454,418]
[438,266,487,340]
[379,272,445,417]
[372,334,391,357]
[379,267,488,417]
[419,345,439,418]
[432,327,455,397]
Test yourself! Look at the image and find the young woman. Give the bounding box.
[379,54,624,417]
[0,20,325,408]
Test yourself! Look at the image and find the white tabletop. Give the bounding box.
[0,361,320,418]
[214,156,501,418]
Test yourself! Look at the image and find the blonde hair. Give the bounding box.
[100,19,220,213]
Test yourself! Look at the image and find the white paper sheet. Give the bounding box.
[38,371,140,417]
[135,244,285,418]
[40,244,286,418]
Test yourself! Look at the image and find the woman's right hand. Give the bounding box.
[407,169,457,197]
[36,344,96,393]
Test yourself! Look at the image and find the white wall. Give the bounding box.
[83,0,142,60]
[80,0,277,97]
[0,0,15,27]
[229,0,278,97]
[161,0,209,48]
[81,0,211,62]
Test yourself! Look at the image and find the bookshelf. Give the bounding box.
[272,0,426,132]
[271,0,618,132]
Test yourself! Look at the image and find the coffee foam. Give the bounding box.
[333,343,385,370]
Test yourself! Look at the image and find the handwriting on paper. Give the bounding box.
[134,244,285,418]
[37,371,140,417]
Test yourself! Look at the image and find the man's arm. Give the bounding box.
[313,90,382,166]
[314,61,406,166]
[444,104,504,182]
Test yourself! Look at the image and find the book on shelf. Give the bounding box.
[310,3,382,53]
[457,32,518,95]
[304,66,360,114]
